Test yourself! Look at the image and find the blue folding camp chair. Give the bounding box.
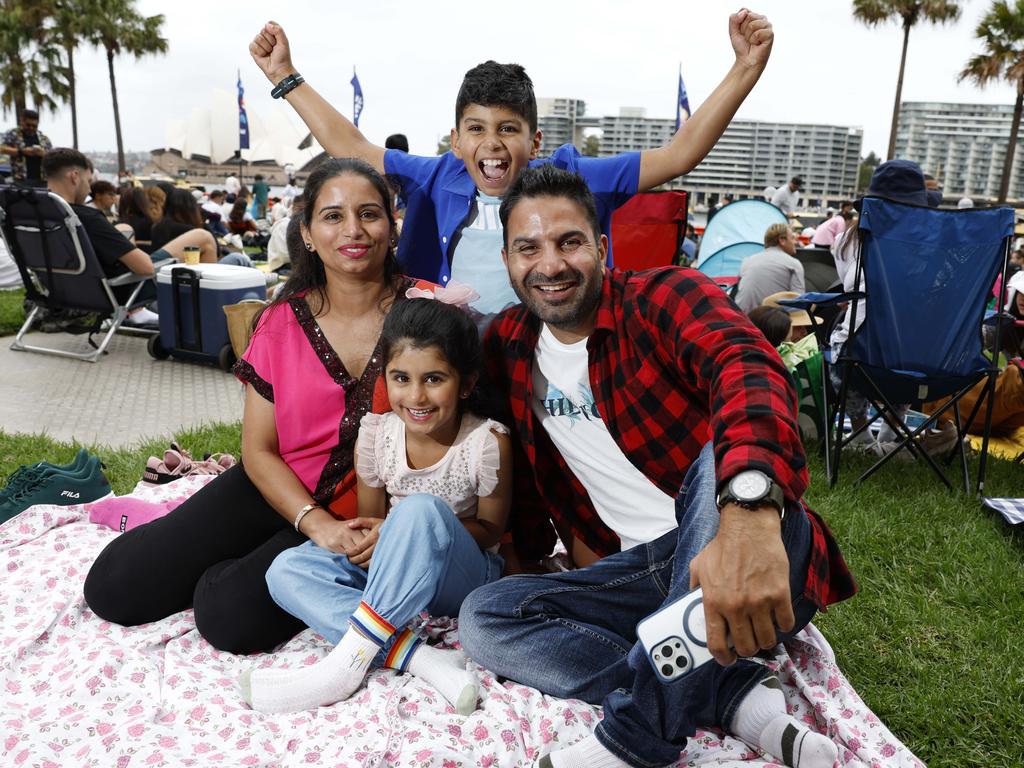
[783,197,1014,493]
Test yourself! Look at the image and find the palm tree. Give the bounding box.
[52,0,100,149]
[0,0,68,121]
[959,1,1024,203]
[852,0,962,160]
[86,0,167,173]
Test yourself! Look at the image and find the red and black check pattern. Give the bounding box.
[485,267,855,610]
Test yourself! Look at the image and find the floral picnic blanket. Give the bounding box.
[0,477,921,767]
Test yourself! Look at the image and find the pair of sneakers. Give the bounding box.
[141,442,236,486]
[0,448,113,525]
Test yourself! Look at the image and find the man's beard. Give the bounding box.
[510,266,602,330]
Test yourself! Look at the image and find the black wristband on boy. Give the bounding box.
[271,73,305,100]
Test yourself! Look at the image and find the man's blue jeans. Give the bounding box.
[458,444,817,768]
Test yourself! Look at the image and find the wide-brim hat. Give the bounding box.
[762,291,812,326]
[855,159,928,209]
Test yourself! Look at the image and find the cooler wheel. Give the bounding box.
[147,335,170,360]
[218,343,236,372]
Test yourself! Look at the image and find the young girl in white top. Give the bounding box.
[242,292,511,715]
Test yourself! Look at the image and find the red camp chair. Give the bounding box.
[610,191,687,271]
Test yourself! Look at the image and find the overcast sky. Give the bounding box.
[28,0,1019,164]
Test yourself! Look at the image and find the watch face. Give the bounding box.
[732,471,770,501]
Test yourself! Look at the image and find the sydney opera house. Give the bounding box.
[144,88,325,186]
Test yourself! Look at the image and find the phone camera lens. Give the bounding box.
[661,664,674,677]
[660,644,673,657]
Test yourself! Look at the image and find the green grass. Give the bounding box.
[0,421,241,495]
[0,426,1022,765]
[0,288,24,336]
[807,449,1024,768]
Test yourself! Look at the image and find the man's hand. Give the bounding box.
[729,8,774,72]
[346,517,385,570]
[689,503,793,665]
[249,21,296,85]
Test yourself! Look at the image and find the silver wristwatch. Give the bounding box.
[716,470,786,520]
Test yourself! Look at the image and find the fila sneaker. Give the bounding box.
[0,455,111,524]
[0,448,90,505]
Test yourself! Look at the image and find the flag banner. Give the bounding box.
[676,69,691,132]
[351,70,364,128]
[237,70,250,150]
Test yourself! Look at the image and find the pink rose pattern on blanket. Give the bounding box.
[0,477,922,767]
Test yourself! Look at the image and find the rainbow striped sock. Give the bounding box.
[383,628,422,673]
[349,601,395,646]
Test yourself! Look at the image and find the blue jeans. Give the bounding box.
[266,494,503,647]
[458,444,816,768]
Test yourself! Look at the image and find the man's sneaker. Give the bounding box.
[0,448,90,504]
[0,455,111,525]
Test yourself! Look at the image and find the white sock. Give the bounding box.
[241,628,379,714]
[731,676,837,768]
[126,307,159,325]
[540,734,631,768]
[404,644,478,715]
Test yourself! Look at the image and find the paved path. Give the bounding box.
[0,332,243,447]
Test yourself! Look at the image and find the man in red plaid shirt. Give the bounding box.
[458,165,855,768]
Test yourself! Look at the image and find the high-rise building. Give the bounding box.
[535,99,862,205]
[595,108,861,204]
[537,98,589,156]
[894,101,1024,201]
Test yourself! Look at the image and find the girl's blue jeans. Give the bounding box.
[266,493,503,648]
[458,443,817,768]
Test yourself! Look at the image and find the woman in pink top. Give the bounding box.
[85,159,427,654]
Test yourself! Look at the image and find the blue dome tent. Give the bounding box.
[695,199,787,277]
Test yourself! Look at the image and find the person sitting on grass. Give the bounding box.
[250,9,775,314]
[456,165,854,768]
[117,186,158,252]
[242,295,511,715]
[153,188,253,268]
[84,158,434,655]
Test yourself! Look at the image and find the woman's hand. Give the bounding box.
[729,8,773,72]
[304,514,367,556]
[249,21,297,84]
[346,517,385,570]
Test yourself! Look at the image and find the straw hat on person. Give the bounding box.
[762,291,812,326]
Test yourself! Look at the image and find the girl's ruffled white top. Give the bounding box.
[355,412,508,519]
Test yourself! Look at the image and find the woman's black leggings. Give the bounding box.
[84,464,308,654]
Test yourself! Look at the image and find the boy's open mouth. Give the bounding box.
[479,158,510,182]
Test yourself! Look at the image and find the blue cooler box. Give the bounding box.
[153,263,266,370]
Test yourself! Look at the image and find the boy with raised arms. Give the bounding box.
[249,10,773,313]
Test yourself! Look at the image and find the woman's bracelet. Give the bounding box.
[294,502,320,532]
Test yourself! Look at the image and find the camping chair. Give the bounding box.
[0,185,171,362]
[609,191,687,271]
[784,197,1014,493]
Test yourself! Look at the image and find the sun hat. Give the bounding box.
[762,291,812,326]
[957,197,975,209]
[1005,270,1024,311]
[858,159,928,208]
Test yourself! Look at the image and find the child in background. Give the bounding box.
[241,293,511,715]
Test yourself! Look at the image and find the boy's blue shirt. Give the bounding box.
[384,144,641,284]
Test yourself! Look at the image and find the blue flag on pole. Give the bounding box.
[351,69,364,128]
[675,68,691,132]
[237,70,250,150]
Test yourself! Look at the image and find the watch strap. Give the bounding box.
[271,73,305,100]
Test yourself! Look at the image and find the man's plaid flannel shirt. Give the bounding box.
[485,266,855,610]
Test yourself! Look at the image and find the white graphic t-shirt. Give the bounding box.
[531,324,678,551]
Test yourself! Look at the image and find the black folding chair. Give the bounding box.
[0,185,170,362]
